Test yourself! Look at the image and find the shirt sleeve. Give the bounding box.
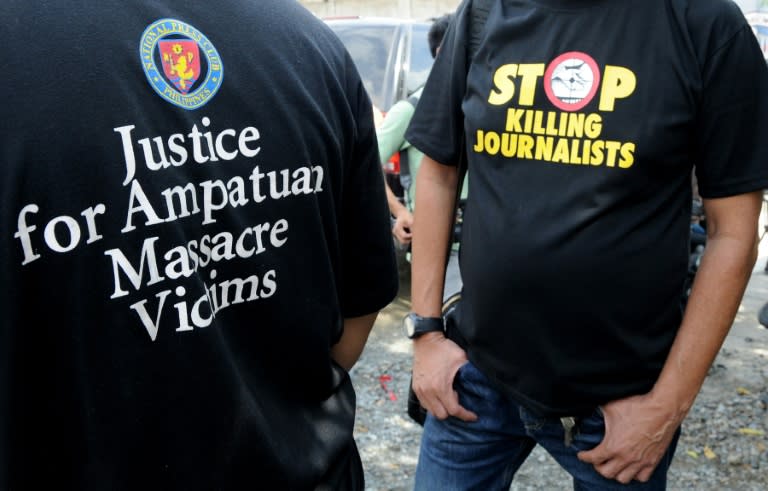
[340,60,399,318]
[405,1,472,167]
[694,24,768,198]
[376,99,415,166]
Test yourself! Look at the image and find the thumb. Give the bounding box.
[442,389,478,422]
[577,441,610,464]
[450,403,478,422]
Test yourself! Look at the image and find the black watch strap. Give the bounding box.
[404,313,444,339]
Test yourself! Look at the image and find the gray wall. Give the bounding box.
[299,0,462,19]
[299,0,765,19]
[736,0,768,13]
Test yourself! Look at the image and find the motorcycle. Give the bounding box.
[682,199,707,309]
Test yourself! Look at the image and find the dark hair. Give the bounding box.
[428,13,454,58]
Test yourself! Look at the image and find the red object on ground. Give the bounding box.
[379,374,398,401]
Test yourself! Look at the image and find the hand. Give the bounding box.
[391,210,413,245]
[577,392,683,484]
[411,332,477,421]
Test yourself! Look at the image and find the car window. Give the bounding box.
[329,24,397,111]
[407,24,433,95]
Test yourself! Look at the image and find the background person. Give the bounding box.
[378,13,454,246]
[0,1,397,489]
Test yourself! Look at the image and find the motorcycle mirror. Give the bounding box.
[758,302,768,329]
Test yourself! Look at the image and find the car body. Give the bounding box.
[746,11,768,61]
[325,17,434,113]
[325,17,435,198]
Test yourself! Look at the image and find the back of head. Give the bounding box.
[429,13,455,58]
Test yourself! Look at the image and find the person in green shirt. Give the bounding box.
[378,14,453,246]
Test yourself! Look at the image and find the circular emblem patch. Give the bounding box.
[544,52,600,112]
[139,19,224,110]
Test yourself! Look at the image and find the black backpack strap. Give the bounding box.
[447,0,493,259]
[458,0,493,184]
[467,0,493,64]
[399,91,421,183]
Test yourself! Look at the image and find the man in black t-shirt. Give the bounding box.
[0,1,397,489]
[405,0,768,489]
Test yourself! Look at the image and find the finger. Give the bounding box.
[443,390,477,422]
[635,464,657,483]
[448,404,478,422]
[577,444,612,465]
[615,463,645,485]
[413,387,443,419]
[413,382,453,421]
[428,401,449,420]
[592,458,625,481]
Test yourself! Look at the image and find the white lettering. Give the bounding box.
[43,216,81,253]
[104,237,165,299]
[81,204,106,244]
[14,204,41,265]
[129,289,172,341]
[123,180,164,233]
[239,127,261,157]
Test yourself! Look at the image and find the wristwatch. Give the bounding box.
[403,313,444,339]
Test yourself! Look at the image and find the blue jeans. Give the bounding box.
[414,362,680,491]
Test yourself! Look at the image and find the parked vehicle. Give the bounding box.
[759,302,768,327]
[682,200,707,309]
[325,17,434,112]
[325,17,435,197]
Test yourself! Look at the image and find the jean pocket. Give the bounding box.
[452,361,486,389]
[453,362,503,405]
[571,407,606,452]
[451,361,472,394]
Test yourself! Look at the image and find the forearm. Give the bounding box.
[411,155,458,317]
[332,312,379,370]
[651,194,760,418]
[385,182,408,218]
[408,158,476,420]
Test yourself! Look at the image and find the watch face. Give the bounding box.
[403,314,416,338]
[403,313,443,339]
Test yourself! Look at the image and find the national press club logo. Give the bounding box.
[139,19,224,110]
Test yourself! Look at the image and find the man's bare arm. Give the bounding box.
[331,312,379,371]
[578,190,762,483]
[411,155,457,316]
[385,182,413,245]
[410,155,477,421]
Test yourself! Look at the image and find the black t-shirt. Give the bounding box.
[407,0,768,415]
[0,1,397,489]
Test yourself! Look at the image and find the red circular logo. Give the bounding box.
[544,52,601,112]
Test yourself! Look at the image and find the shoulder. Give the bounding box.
[671,0,750,58]
[676,0,746,23]
[258,1,352,63]
[259,3,364,100]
